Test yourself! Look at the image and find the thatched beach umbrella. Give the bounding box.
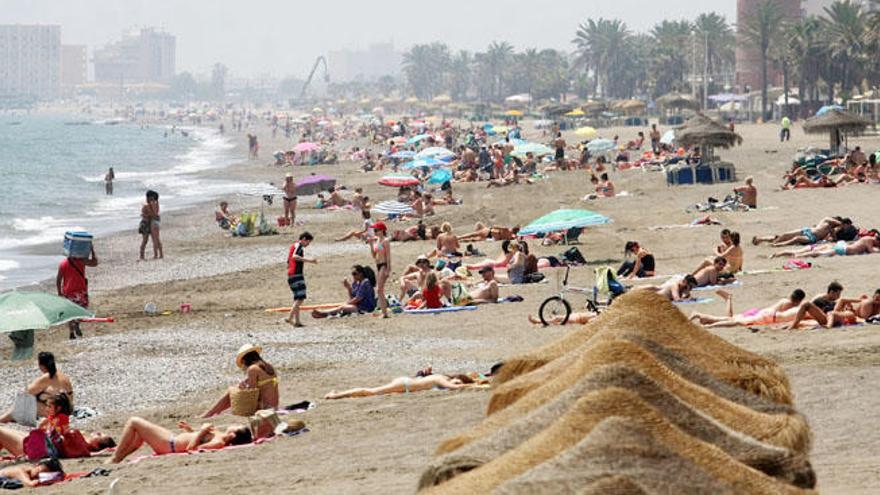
[802,109,873,152]
[541,103,576,117]
[656,92,699,110]
[675,114,743,156]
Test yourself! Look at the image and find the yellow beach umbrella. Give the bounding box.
[575,126,598,138]
[504,109,524,117]
[565,108,586,117]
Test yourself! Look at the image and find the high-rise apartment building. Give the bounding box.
[61,44,87,87]
[0,24,61,100]
[328,42,402,82]
[94,28,175,83]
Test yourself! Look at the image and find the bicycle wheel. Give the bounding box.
[539,296,571,326]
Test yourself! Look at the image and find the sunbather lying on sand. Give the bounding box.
[689,289,807,328]
[0,458,63,487]
[635,275,697,301]
[456,223,519,242]
[324,373,484,400]
[752,217,843,246]
[109,417,252,463]
[0,425,115,457]
[528,311,598,326]
[770,233,880,259]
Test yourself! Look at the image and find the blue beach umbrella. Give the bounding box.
[511,142,554,157]
[416,147,455,160]
[587,138,617,153]
[402,157,446,170]
[391,150,416,159]
[816,105,845,116]
[428,168,453,185]
[519,209,611,236]
[406,134,432,145]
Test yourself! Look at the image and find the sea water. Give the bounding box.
[0,113,249,289]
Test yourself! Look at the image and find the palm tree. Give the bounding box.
[821,0,868,101]
[449,50,472,101]
[485,41,514,101]
[740,0,785,120]
[787,17,824,117]
[650,20,693,95]
[572,18,630,98]
[693,12,735,98]
[402,43,451,100]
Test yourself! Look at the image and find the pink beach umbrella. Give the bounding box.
[293,142,320,153]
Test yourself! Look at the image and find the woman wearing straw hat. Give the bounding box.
[201,345,279,418]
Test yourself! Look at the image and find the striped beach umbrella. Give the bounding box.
[402,157,446,170]
[372,201,415,216]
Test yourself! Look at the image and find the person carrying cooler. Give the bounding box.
[284,232,317,327]
[56,246,97,339]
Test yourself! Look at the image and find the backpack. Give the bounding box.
[561,247,587,266]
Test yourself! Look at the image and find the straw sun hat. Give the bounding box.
[235,344,262,370]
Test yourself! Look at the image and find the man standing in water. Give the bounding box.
[104,167,115,195]
[57,245,98,339]
[285,232,317,327]
[281,173,297,226]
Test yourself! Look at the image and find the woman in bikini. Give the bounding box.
[370,222,392,318]
[689,289,806,328]
[466,240,515,271]
[138,190,163,260]
[324,373,480,400]
[0,352,73,425]
[202,345,279,418]
[109,417,252,463]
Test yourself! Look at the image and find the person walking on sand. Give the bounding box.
[649,124,661,154]
[281,173,297,226]
[370,222,392,318]
[285,232,317,327]
[553,132,566,170]
[138,190,163,261]
[780,116,792,142]
[57,246,97,339]
[104,167,115,195]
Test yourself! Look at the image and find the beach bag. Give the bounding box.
[11,393,37,427]
[59,430,92,459]
[23,429,58,461]
[561,247,587,266]
[229,386,260,417]
[525,272,545,284]
[248,409,280,440]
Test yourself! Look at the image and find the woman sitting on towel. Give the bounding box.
[617,241,656,279]
[0,352,73,426]
[202,345,279,418]
[324,372,483,400]
[109,417,252,463]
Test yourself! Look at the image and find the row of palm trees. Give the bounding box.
[397,0,878,118]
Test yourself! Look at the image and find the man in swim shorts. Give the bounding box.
[285,232,317,327]
[281,173,297,225]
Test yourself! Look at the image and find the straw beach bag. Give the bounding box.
[229,386,260,417]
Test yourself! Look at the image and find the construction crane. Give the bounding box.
[299,56,329,100]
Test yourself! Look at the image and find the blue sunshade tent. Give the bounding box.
[519,209,611,236]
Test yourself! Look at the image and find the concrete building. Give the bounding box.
[0,24,61,100]
[328,42,402,82]
[61,45,87,87]
[734,0,802,92]
[94,28,175,84]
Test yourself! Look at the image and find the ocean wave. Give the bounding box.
[12,216,59,232]
[0,259,20,271]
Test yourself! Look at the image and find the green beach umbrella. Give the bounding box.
[0,291,94,334]
[519,209,611,236]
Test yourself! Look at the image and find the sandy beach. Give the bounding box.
[2,119,880,494]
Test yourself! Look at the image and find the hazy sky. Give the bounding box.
[5,0,735,78]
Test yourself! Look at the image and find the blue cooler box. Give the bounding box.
[63,231,93,259]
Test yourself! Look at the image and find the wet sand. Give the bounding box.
[1,120,879,494]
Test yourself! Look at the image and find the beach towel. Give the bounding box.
[673,297,714,305]
[404,306,479,315]
[693,280,742,292]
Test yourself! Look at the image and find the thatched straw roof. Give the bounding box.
[422,389,811,494]
[802,109,873,135]
[541,103,576,116]
[420,362,812,490]
[676,113,743,148]
[493,417,757,495]
[657,92,699,110]
[491,291,790,407]
[615,99,647,110]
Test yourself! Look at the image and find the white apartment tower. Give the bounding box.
[94,28,176,83]
[0,25,61,100]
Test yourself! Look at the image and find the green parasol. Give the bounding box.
[0,291,94,334]
[519,209,611,236]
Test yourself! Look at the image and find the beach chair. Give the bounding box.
[563,226,583,245]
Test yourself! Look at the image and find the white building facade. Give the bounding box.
[0,25,61,100]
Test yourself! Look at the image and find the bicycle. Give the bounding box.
[538,266,622,326]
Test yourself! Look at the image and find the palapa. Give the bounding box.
[676,113,743,149]
[656,92,700,110]
[802,109,872,135]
